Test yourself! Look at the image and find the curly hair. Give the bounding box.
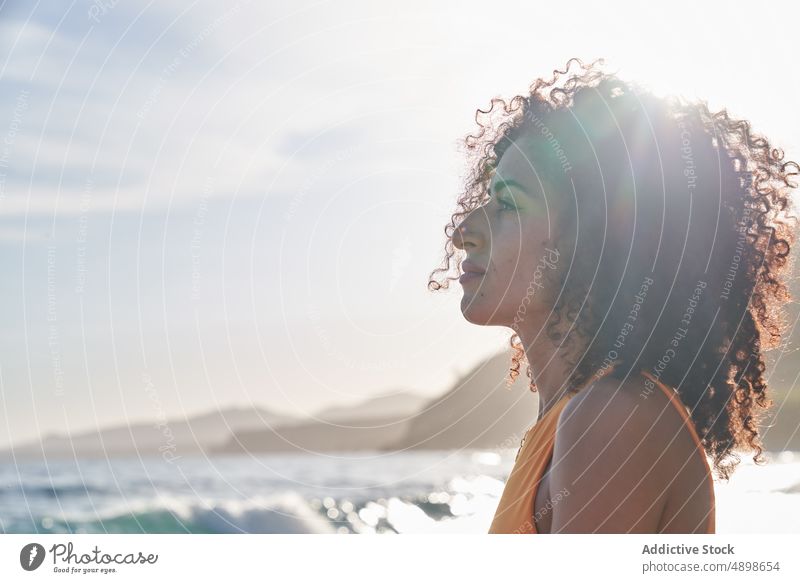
[428,57,798,481]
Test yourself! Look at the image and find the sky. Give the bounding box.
[1,0,799,449]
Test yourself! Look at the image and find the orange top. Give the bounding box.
[488,369,715,534]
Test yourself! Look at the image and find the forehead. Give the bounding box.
[490,135,560,191]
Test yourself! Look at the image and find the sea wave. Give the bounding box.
[5,485,499,534]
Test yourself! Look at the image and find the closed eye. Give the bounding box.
[496,196,517,212]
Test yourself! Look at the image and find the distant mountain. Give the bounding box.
[313,389,429,422]
[213,352,538,455]
[384,350,538,451]
[0,390,432,461]
[384,348,800,453]
[0,406,303,462]
[212,414,412,454]
[213,389,428,454]
[7,346,796,462]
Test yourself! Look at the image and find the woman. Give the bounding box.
[428,58,798,533]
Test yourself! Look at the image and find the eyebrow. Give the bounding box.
[490,178,528,196]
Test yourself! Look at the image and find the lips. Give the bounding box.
[460,260,486,285]
[461,260,486,275]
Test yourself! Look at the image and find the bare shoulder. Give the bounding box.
[548,374,682,533]
[558,373,682,443]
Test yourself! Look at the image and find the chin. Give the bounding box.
[459,297,505,326]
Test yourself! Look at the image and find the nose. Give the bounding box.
[453,208,486,251]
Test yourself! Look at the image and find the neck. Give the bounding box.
[518,326,578,422]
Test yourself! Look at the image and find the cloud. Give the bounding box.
[0,0,479,221]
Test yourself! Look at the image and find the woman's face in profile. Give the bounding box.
[454,135,563,331]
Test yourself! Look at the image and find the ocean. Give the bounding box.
[2,449,799,534]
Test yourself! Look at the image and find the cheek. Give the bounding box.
[491,218,538,265]
[488,249,538,304]
[495,225,553,297]
[489,236,523,284]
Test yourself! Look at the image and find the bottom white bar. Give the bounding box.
[1,534,797,582]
